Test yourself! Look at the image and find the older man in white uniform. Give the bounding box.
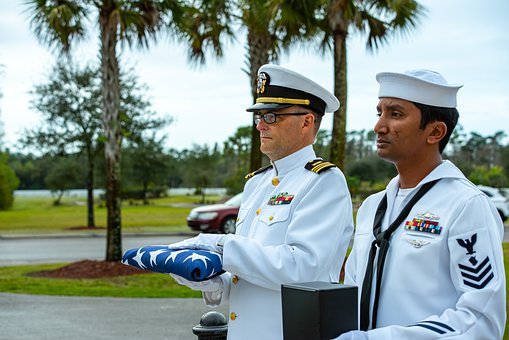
[338,70,506,339]
[170,64,354,340]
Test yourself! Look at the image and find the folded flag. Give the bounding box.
[122,245,224,281]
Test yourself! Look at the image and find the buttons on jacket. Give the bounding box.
[232,275,239,284]
[256,208,261,215]
[230,312,237,321]
[272,177,279,186]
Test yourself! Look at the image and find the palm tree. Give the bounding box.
[238,0,277,171]
[25,0,231,261]
[239,0,319,171]
[319,0,426,169]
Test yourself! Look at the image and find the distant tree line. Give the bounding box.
[8,125,509,197]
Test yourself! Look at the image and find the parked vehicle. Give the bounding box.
[477,185,509,222]
[186,193,242,234]
[500,188,509,200]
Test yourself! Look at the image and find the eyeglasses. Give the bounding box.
[254,112,311,125]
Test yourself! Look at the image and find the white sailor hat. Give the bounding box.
[246,64,340,115]
[376,69,463,108]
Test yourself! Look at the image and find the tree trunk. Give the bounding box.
[100,1,122,262]
[143,180,148,205]
[86,149,95,228]
[246,28,272,171]
[330,33,348,170]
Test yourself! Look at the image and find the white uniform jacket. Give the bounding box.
[204,145,354,340]
[345,160,506,339]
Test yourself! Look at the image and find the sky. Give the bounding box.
[0,0,508,152]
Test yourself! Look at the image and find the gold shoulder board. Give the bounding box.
[245,165,273,179]
[305,159,337,174]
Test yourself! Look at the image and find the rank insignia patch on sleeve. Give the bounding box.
[454,231,495,290]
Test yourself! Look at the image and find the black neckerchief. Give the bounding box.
[359,179,441,330]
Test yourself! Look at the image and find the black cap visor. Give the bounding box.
[246,103,293,112]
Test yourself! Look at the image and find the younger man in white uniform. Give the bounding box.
[171,64,354,339]
[340,70,506,339]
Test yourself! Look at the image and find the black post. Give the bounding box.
[193,311,228,340]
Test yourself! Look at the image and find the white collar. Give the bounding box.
[271,145,316,176]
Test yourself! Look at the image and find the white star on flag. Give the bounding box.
[149,249,167,267]
[165,249,188,264]
[132,248,147,269]
[184,253,210,268]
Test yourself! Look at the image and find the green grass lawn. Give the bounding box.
[0,262,200,298]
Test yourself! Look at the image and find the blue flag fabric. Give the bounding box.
[122,245,224,281]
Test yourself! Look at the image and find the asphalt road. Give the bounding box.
[0,234,191,266]
[0,293,228,340]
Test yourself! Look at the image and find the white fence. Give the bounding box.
[14,188,227,198]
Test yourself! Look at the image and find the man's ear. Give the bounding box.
[302,114,314,128]
[427,121,447,145]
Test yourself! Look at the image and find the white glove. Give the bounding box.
[332,330,368,340]
[170,273,223,292]
[168,233,226,253]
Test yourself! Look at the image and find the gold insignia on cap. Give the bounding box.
[257,72,269,94]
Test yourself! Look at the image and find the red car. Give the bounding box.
[186,193,242,234]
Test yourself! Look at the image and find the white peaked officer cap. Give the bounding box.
[376,69,463,108]
[246,64,340,115]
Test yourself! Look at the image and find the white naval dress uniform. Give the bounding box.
[204,145,354,340]
[345,160,506,339]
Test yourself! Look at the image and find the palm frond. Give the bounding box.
[23,0,88,53]
[172,0,234,66]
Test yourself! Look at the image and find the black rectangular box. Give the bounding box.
[281,282,357,340]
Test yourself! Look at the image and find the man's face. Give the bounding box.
[255,106,313,161]
[374,97,430,164]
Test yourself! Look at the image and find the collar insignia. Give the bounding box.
[268,192,294,205]
[405,211,442,235]
[257,72,269,94]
